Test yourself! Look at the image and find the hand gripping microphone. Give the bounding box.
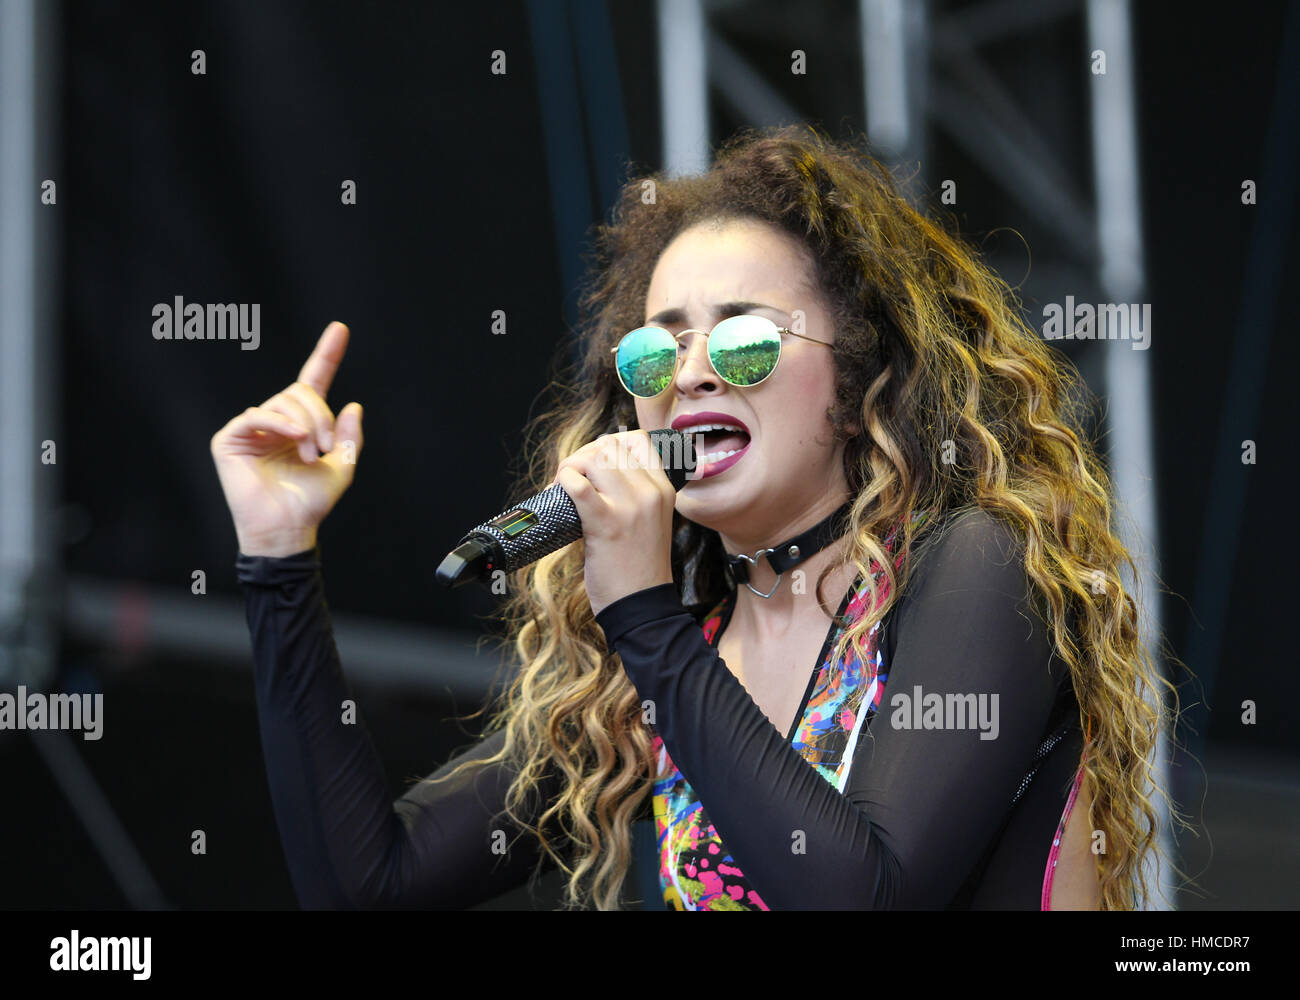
[435,428,696,588]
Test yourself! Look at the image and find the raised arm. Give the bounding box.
[595,508,1066,909]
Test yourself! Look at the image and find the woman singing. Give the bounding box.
[211,124,1175,910]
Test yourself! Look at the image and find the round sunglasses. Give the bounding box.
[610,315,832,398]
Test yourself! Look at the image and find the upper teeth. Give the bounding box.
[684,423,745,434]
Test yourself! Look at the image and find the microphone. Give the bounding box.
[435,428,696,588]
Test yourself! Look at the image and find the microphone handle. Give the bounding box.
[466,481,585,575]
[436,428,693,588]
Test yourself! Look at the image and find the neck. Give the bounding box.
[730,540,856,632]
[717,496,855,626]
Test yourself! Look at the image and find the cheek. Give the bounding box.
[634,398,665,430]
[783,362,835,417]
[768,363,837,447]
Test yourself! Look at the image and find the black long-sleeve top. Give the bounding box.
[237,507,1084,909]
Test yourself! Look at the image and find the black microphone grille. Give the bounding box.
[647,427,696,490]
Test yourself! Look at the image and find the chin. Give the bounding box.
[677,476,755,532]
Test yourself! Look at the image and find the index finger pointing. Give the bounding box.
[297,321,350,399]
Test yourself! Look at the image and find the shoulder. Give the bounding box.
[909,506,1027,581]
[883,506,1064,685]
[891,505,1039,625]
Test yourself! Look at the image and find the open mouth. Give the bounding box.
[691,423,751,464]
[674,421,751,479]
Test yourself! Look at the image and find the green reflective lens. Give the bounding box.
[615,326,678,397]
[707,316,782,386]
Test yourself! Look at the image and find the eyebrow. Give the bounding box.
[645,301,787,326]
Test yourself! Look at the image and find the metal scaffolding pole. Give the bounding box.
[1,0,170,910]
[861,0,927,167]
[658,0,710,176]
[0,0,55,692]
[1086,0,1174,910]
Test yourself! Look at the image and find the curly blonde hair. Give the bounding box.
[426,123,1186,910]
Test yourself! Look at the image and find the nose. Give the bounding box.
[674,330,722,396]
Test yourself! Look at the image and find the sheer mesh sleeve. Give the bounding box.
[238,545,560,909]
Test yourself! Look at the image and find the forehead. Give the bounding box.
[645,220,813,309]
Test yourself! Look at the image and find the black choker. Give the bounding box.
[724,503,853,599]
